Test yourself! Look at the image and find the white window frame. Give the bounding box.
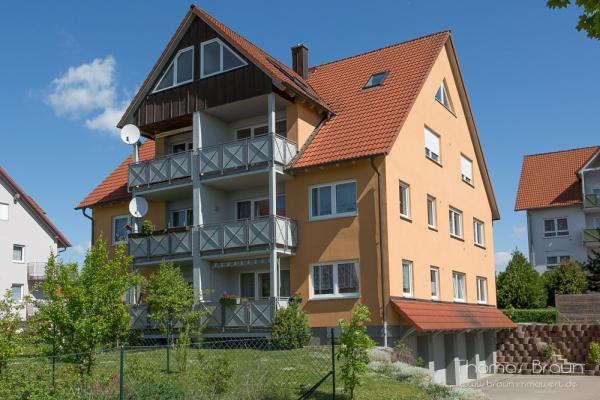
[546,255,570,269]
[430,266,440,300]
[309,180,357,221]
[461,154,474,186]
[200,38,248,79]
[427,195,437,229]
[112,215,130,245]
[473,218,485,247]
[0,202,8,221]
[399,181,411,219]
[402,260,413,297]
[449,207,463,239]
[11,284,23,302]
[170,208,193,228]
[153,45,195,93]
[309,260,360,300]
[235,195,285,220]
[424,127,441,164]
[12,244,25,263]
[235,119,287,139]
[435,80,454,112]
[453,271,466,302]
[171,140,193,154]
[476,276,488,304]
[544,217,569,237]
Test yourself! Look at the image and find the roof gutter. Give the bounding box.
[82,207,94,245]
[370,156,388,347]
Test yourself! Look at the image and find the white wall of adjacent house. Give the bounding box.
[527,205,588,273]
[0,180,58,319]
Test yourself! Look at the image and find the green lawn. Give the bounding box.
[0,346,431,399]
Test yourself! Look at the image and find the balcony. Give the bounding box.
[584,194,600,211]
[129,228,193,260]
[27,262,47,281]
[128,134,297,192]
[583,228,600,246]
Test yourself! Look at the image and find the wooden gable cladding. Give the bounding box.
[134,16,272,132]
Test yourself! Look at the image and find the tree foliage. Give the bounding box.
[543,260,588,306]
[35,238,137,374]
[337,304,376,399]
[583,248,600,292]
[547,0,600,40]
[496,250,547,309]
[270,297,311,350]
[0,290,26,372]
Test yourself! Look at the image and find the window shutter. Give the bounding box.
[424,129,440,155]
[461,156,473,182]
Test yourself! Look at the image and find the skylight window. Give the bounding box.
[154,46,194,92]
[201,38,247,78]
[363,71,388,89]
[435,80,454,112]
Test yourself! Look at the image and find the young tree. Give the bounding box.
[35,238,137,374]
[270,296,311,350]
[543,260,588,306]
[547,0,600,40]
[337,304,376,399]
[583,248,600,292]
[496,250,547,309]
[0,290,26,373]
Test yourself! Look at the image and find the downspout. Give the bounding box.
[82,207,94,245]
[370,156,388,347]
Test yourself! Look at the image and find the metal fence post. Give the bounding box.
[119,344,124,400]
[331,327,336,399]
[166,320,171,374]
[52,323,56,389]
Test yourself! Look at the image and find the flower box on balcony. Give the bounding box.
[219,294,241,306]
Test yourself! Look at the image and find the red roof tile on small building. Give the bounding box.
[391,298,516,331]
[515,146,599,211]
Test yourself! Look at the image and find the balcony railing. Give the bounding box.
[27,262,47,281]
[584,194,600,208]
[584,228,600,245]
[129,228,193,259]
[127,134,297,190]
[198,216,298,253]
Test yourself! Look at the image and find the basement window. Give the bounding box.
[201,38,247,78]
[154,46,194,93]
[363,71,388,89]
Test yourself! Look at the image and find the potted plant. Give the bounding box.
[219,293,241,306]
[142,219,154,236]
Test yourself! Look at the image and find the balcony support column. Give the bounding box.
[268,93,279,299]
[192,111,206,300]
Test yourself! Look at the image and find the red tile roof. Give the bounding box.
[76,141,155,209]
[515,146,599,211]
[0,167,71,248]
[391,298,516,331]
[293,32,449,168]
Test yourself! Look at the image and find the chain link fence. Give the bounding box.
[0,332,336,399]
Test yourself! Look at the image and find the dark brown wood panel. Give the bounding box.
[133,16,272,132]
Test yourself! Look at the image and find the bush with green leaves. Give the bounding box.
[540,343,555,359]
[543,260,588,306]
[496,250,546,309]
[502,308,556,324]
[201,356,233,397]
[583,248,600,292]
[337,303,376,399]
[270,297,311,350]
[0,290,26,373]
[588,342,600,365]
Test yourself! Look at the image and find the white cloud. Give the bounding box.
[46,55,127,136]
[495,251,513,271]
[71,242,91,257]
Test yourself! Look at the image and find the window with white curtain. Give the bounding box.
[473,218,485,246]
[461,155,473,185]
[311,261,359,299]
[453,272,466,302]
[424,128,441,163]
[476,277,488,304]
[430,267,440,300]
[449,207,463,238]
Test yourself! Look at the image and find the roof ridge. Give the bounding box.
[308,30,451,70]
[523,145,599,158]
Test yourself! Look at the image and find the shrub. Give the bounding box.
[142,219,154,236]
[496,250,547,309]
[540,343,555,359]
[393,340,416,365]
[543,260,588,306]
[588,342,600,365]
[502,308,556,324]
[337,303,376,399]
[202,356,233,397]
[584,248,600,292]
[270,297,311,350]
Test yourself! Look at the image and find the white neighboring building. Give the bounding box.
[515,146,600,273]
[0,167,70,318]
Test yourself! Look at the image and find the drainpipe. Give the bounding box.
[82,207,94,245]
[370,156,388,347]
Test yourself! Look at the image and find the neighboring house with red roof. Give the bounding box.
[0,167,70,319]
[516,146,600,272]
[77,5,511,384]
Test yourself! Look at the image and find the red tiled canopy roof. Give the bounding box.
[293,32,449,168]
[76,141,155,209]
[515,146,599,211]
[391,298,516,331]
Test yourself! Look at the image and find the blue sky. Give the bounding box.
[0,1,598,269]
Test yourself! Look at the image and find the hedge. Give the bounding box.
[501,308,556,324]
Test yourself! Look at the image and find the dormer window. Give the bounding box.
[201,38,247,78]
[363,71,388,89]
[154,46,194,93]
[435,80,454,112]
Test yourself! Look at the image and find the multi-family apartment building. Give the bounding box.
[516,146,600,273]
[0,167,70,319]
[76,5,514,385]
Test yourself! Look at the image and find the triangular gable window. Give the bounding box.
[154,46,194,93]
[435,80,454,112]
[201,38,247,78]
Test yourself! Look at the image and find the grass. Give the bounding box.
[0,345,432,399]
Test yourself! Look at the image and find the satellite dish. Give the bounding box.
[129,197,148,218]
[121,124,140,145]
